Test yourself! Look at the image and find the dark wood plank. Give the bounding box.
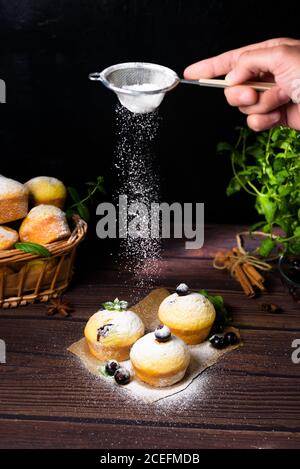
[0,418,299,449]
[1,369,299,430]
[73,258,275,290]
[161,224,250,259]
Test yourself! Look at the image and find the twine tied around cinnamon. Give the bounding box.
[213,232,273,298]
[213,251,272,273]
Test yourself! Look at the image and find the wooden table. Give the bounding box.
[1,225,300,449]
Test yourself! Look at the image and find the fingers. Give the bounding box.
[255,102,300,131]
[183,37,300,131]
[224,85,258,106]
[247,111,282,132]
[224,85,290,131]
[238,87,290,115]
[225,45,297,85]
[224,85,290,114]
[184,51,236,80]
[183,37,300,79]
[225,47,277,84]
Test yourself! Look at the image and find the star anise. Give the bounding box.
[261,303,282,314]
[47,297,73,317]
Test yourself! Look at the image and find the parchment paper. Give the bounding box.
[68,288,241,403]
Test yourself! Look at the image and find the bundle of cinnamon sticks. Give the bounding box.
[214,247,268,298]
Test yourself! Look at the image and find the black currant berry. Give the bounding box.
[105,360,120,376]
[176,283,189,296]
[224,332,238,346]
[209,335,226,349]
[155,324,171,342]
[114,368,131,385]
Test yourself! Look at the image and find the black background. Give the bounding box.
[0,0,300,225]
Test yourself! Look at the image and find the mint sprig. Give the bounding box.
[66,176,105,222]
[199,290,232,327]
[102,298,128,311]
[15,242,51,258]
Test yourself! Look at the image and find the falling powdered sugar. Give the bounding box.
[114,104,162,289]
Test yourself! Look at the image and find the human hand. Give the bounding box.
[184,38,300,131]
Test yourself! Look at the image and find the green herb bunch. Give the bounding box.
[218,127,300,256]
[102,298,128,311]
[66,176,105,221]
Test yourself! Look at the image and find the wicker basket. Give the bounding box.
[0,216,87,308]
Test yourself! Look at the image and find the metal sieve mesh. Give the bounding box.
[89,62,180,113]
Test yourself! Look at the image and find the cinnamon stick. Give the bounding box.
[232,263,256,297]
[243,263,265,291]
[232,247,265,290]
[214,247,267,298]
[231,249,256,297]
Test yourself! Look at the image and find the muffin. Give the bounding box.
[24,258,58,290]
[0,175,28,224]
[0,226,18,250]
[25,176,67,209]
[158,284,216,345]
[84,300,145,362]
[130,327,190,387]
[19,205,71,245]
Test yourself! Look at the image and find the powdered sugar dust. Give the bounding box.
[114,104,162,288]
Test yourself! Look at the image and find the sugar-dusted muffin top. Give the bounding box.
[0,175,28,198]
[85,309,145,348]
[25,176,66,199]
[130,331,190,374]
[25,204,66,220]
[158,292,216,330]
[19,204,71,244]
[0,226,19,249]
[0,226,18,241]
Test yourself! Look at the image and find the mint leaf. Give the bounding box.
[259,238,276,257]
[98,365,112,378]
[77,203,90,221]
[65,208,76,219]
[226,177,241,196]
[67,177,105,220]
[15,242,51,258]
[67,186,81,203]
[289,237,300,255]
[217,142,233,152]
[102,298,128,311]
[256,196,277,224]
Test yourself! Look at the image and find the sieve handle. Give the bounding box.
[89,72,102,81]
[181,78,275,92]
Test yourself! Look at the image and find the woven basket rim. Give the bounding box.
[0,215,88,264]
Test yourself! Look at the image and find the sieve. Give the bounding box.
[89,62,275,114]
